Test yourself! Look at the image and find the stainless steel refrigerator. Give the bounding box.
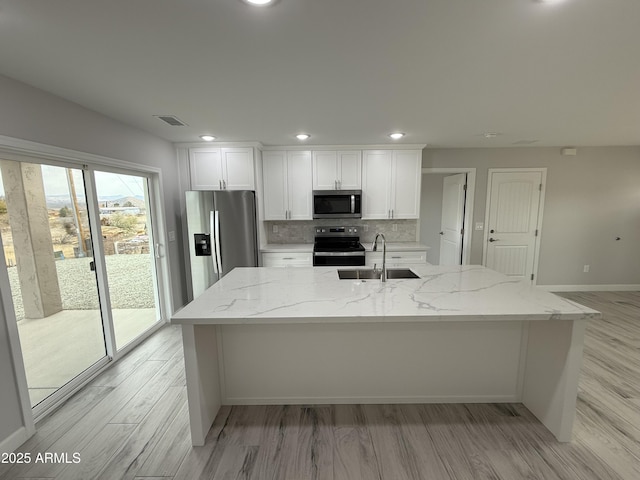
[185,190,258,299]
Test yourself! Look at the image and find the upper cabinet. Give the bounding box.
[312,151,362,190]
[189,147,255,190]
[362,149,422,220]
[263,151,312,220]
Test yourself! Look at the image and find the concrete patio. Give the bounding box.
[17,307,159,406]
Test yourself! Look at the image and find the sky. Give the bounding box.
[0,164,146,199]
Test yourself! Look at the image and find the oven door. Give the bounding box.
[313,251,366,267]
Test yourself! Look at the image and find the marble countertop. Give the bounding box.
[260,244,314,253]
[260,242,429,253]
[171,265,600,325]
[363,242,429,252]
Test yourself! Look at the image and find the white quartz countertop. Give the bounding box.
[260,244,313,253]
[260,242,429,253]
[363,242,429,252]
[171,265,600,325]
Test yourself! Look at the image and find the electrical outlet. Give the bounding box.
[363,225,368,232]
[583,265,590,273]
[272,225,278,233]
[168,231,176,242]
[392,224,398,232]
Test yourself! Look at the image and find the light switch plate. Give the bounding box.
[475,222,484,231]
[168,231,176,241]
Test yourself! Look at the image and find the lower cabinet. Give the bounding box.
[365,250,428,268]
[262,252,313,267]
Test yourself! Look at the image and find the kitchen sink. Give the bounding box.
[337,268,419,280]
[386,268,420,279]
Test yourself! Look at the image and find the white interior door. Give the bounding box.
[439,173,466,265]
[485,170,544,282]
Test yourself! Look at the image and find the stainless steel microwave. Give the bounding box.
[312,190,362,219]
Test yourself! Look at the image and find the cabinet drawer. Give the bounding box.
[365,250,427,267]
[262,252,313,267]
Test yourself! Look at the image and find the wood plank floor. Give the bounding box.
[1,291,639,479]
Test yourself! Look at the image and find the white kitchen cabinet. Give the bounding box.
[189,147,255,190]
[262,252,313,267]
[361,149,422,219]
[365,250,428,268]
[312,151,362,190]
[361,150,393,218]
[262,150,312,220]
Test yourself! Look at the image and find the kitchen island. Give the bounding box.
[171,265,599,446]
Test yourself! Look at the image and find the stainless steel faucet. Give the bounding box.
[371,233,387,282]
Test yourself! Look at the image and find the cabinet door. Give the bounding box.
[221,147,255,190]
[337,151,362,189]
[189,148,223,190]
[361,150,392,219]
[312,151,338,190]
[391,150,422,219]
[262,151,288,220]
[287,151,312,220]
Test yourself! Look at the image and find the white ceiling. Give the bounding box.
[0,0,639,148]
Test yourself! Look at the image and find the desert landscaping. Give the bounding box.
[0,196,156,322]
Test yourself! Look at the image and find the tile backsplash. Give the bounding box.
[265,219,417,244]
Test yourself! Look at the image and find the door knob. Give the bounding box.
[489,238,499,242]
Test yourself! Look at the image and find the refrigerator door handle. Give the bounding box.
[209,210,218,275]
[214,210,223,276]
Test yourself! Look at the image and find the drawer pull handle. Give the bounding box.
[282,257,294,260]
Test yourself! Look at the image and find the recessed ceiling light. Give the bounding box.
[483,132,500,138]
[389,132,405,140]
[200,135,216,141]
[243,0,275,6]
[296,133,310,140]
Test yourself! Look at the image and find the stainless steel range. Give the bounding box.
[312,226,366,267]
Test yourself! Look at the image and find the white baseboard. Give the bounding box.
[0,426,30,454]
[537,284,640,292]
[224,394,520,405]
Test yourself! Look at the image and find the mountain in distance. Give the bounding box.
[46,194,145,209]
[98,196,146,208]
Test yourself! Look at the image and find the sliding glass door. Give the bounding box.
[93,170,161,349]
[0,158,164,413]
[0,160,106,408]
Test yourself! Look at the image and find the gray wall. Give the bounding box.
[0,74,188,448]
[423,147,640,286]
[419,174,447,264]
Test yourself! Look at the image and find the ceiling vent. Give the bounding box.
[154,115,187,126]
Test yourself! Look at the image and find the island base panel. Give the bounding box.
[182,324,222,446]
[219,321,524,403]
[181,319,587,445]
[522,319,587,442]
